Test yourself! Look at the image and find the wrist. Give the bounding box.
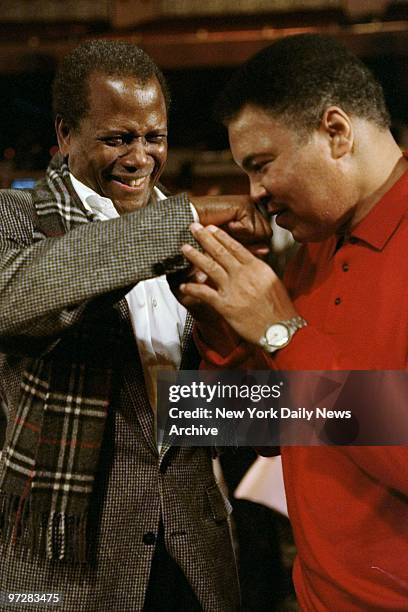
[189,196,228,226]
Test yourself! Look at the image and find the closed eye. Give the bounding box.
[243,157,273,175]
[99,133,167,146]
[99,135,128,147]
[146,133,167,144]
[252,160,272,174]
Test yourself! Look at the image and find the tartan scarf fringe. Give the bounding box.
[0,491,88,563]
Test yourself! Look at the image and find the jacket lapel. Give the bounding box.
[159,313,199,459]
[180,313,200,370]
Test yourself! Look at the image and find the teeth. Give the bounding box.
[113,177,146,187]
[129,178,145,187]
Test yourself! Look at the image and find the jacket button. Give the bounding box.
[143,532,156,545]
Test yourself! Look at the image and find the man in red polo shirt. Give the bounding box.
[177,34,408,610]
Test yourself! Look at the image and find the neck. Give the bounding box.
[350,131,407,229]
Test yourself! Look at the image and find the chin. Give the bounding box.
[117,200,149,214]
[290,227,325,243]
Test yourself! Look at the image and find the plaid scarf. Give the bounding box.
[0,154,125,563]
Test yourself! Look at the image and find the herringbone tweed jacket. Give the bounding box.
[0,159,239,611]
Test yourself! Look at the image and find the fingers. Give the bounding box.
[190,195,250,227]
[190,195,272,246]
[247,244,271,259]
[186,266,208,283]
[255,207,273,242]
[227,207,272,245]
[190,223,255,267]
[179,280,219,309]
[181,242,227,286]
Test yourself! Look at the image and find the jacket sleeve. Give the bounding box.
[0,190,195,355]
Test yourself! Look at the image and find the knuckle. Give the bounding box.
[206,258,220,274]
[229,240,243,254]
[212,244,226,258]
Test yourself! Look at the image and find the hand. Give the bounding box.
[168,267,215,323]
[190,195,272,254]
[168,266,240,346]
[179,223,298,346]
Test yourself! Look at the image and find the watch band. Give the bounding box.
[285,315,308,335]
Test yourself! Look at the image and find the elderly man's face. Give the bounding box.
[228,104,357,242]
[57,72,168,214]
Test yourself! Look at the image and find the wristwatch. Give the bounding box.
[259,315,307,353]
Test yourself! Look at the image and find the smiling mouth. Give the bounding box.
[110,175,149,188]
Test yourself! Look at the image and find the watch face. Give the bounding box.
[265,323,290,348]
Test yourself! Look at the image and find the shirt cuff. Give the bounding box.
[193,326,255,368]
[189,203,199,223]
[264,325,340,370]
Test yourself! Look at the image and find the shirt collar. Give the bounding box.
[69,173,166,221]
[349,162,408,251]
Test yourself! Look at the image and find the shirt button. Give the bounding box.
[152,298,158,308]
[142,532,157,545]
[342,263,349,272]
[334,297,342,305]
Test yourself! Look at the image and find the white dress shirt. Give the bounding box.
[70,173,187,411]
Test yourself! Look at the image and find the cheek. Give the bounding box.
[263,166,289,193]
[158,145,168,165]
[88,149,120,178]
[153,148,167,176]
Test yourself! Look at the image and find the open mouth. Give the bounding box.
[110,175,149,189]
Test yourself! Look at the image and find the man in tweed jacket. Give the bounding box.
[0,40,273,611]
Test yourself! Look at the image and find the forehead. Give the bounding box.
[228,104,296,164]
[85,72,167,125]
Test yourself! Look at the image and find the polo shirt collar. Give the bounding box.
[349,162,408,250]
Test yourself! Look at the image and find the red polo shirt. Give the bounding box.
[196,167,408,610]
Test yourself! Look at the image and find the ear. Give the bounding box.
[320,106,353,159]
[55,115,71,157]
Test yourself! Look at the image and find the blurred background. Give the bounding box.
[0,0,407,194]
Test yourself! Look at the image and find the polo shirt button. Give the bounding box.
[143,531,156,545]
[342,263,349,272]
[335,297,342,305]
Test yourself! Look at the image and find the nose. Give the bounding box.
[249,176,268,202]
[120,138,149,169]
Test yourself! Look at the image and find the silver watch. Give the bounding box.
[259,315,307,353]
